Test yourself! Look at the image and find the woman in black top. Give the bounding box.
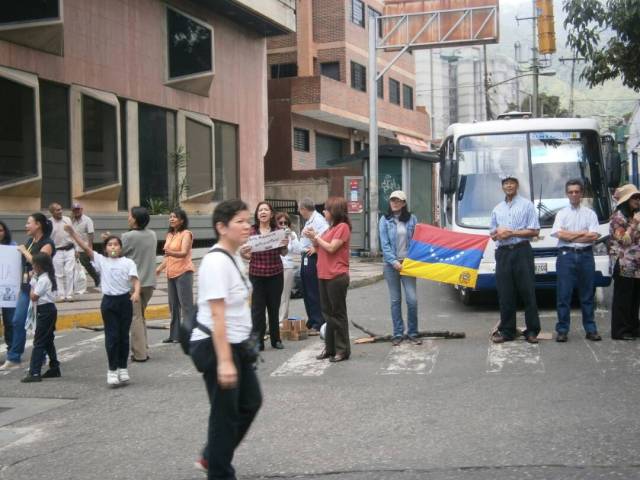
[0,213,55,371]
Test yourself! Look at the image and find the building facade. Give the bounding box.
[0,0,295,227]
[264,0,430,202]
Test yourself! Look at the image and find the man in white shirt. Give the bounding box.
[49,203,76,302]
[71,203,100,288]
[298,198,328,332]
[551,179,602,342]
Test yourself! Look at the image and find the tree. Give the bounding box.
[511,94,570,117]
[563,0,640,91]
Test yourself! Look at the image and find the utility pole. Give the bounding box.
[483,45,493,120]
[559,56,585,116]
[514,41,521,108]
[531,0,539,117]
[367,14,379,255]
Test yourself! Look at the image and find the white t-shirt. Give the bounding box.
[91,254,138,295]
[192,247,252,344]
[30,273,56,305]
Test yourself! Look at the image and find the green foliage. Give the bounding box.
[509,94,570,118]
[145,197,170,215]
[168,145,189,210]
[563,0,640,91]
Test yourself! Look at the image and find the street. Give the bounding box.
[1,279,639,480]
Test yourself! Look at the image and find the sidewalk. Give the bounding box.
[53,249,384,331]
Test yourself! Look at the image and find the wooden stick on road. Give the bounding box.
[351,321,465,344]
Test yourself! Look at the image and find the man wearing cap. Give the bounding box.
[49,203,77,302]
[551,179,602,342]
[71,203,100,288]
[490,176,541,343]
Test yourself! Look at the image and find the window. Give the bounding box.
[320,62,340,81]
[368,6,383,38]
[213,121,239,201]
[351,62,366,92]
[118,98,128,211]
[377,74,383,99]
[138,104,176,209]
[271,63,298,79]
[389,78,400,105]
[82,95,118,190]
[316,134,344,169]
[351,0,365,27]
[40,81,70,208]
[185,118,213,196]
[0,0,59,24]
[293,128,310,152]
[403,84,414,110]
[167,7,213,79]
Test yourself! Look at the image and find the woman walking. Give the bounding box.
[21,253,60,383]
[156,208,194,343]
[0,220,16,351]
[609,184,640,340]
[122,207,157,362]
[242,201,287,351]
[304,197,352,363]
[276,212,302,325]
[1,214,54,371]
[189,199,262,479]
[66,225,140,385]
[378,190,421,346]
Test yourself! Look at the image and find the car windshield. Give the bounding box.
[456,131,610,228]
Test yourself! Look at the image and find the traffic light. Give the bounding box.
[536,0,556,54]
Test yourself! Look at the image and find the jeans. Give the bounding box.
[300,253,325,330]
[29,303,59,376]
[2,307,15,349]
[318,274,350,357]
[555,250,597,334]
[202,344,262,480]
[101,294,133,370]
[383,263,418,338]
[250,273,283,347]
[167,271,194,341]
[7,288,30,363]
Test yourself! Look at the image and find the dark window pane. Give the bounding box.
[320,62,340,81]
[403,84,414,110]
[82,95,118,190]
[0,0,59,24]
[167,8,212,79]
[271,63,298,79]
[293,128,309,152]
[118,98,128,211]
[213,121,238,201]
[40,81,70,208]
[389,78,400,105]
[139,104,175,208]
[351,0,364,27]
[0,77,37,185]
[377,74,383,99]
[185,118,213,196]
[351,62,366,92]
[316,134,344,169]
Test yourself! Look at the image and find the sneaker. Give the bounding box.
[391,336,403,346]
[407,336,423,345]
[194,457,208,473]
[42,367,61,378]
[0,360,22,371]
[556,332,568,343]
[118,368,130,383]
[107,370,120,386]
[21,374,42,383]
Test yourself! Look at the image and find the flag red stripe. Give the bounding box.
[412,224,489,252]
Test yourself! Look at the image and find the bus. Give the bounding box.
[438,117,619,304]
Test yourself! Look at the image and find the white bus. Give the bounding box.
[438,117,618,304]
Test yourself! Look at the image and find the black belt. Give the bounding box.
[559,246,592,253]
[497,242,529,251]
[57,244,75,251]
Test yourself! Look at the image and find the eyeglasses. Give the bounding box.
[278,221,288,226]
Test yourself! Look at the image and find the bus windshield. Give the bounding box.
[456,130,610,228]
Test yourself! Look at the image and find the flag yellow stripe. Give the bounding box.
[400,258,479,288]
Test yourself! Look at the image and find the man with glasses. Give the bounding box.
[551,179,602,342]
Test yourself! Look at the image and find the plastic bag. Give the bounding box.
[25,301,37,331]
[74,259,87,295]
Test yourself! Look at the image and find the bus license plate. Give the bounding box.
[535,263,547,274]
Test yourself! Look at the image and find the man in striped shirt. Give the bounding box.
[551,178,602,342]
[490,175,541,343]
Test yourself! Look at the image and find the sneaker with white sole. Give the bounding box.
[107,370,120,386]
[0,360,22,371]
[117,368,130,383]
[194,457,208,473]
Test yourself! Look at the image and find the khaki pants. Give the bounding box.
[130,286,154,360]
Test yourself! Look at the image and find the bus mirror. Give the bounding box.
[440,159,459,195]
[607,151,622,188]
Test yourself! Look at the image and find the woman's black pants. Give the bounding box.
[250,273,284,347]
[101,294,133,370]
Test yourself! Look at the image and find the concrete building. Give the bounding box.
[0,0,295,234]
[264,0,430,202]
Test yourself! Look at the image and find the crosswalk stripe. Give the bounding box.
[379,341,439,375]
[270,342,330,377]
[56,334,104,362]
[486,341,545,374]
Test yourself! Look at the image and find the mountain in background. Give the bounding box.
[484,0,639,122]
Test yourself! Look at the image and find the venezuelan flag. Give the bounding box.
[401,224,490,288]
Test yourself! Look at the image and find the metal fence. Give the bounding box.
[267,199,298,215]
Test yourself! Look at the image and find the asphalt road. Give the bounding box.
[1,280,639,480]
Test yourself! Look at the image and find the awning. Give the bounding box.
[396,133,429,152]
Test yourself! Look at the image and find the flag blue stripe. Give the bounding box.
[407,241,484,268]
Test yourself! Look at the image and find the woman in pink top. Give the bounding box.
[156,208,195,343]
[304,196,351,362]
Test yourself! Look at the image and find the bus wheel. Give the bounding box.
[458,287,475,305]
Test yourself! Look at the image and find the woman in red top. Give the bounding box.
[242,201,288,350]
[304,197,351,362]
